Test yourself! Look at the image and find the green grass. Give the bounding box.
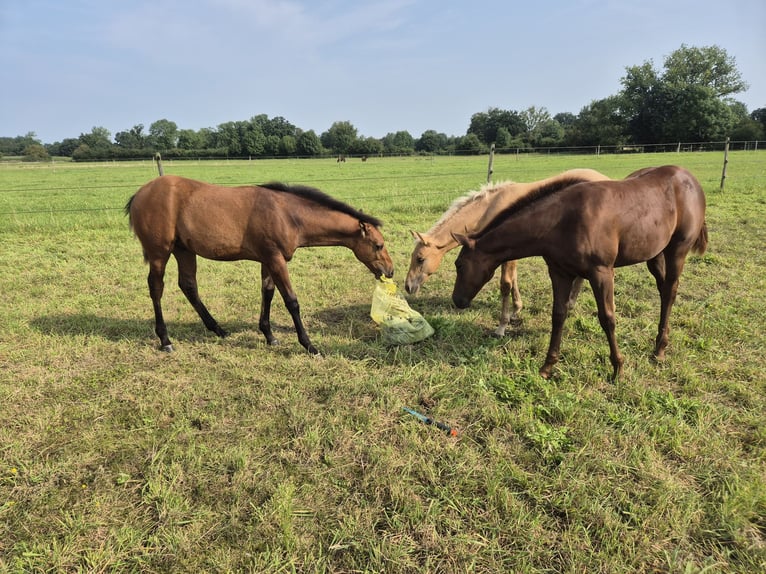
[1,152,764,572]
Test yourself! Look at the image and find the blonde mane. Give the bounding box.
[427,180,516,235]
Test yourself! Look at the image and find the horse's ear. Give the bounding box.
[359,221,368,236]
[411,230,430,246]
[451,232,474,249]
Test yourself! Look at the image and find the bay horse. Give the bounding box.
[125,175,394,353]
[450,165,708,381]
[405,169,611,335]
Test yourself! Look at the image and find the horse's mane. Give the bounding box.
[428,180,517,235]
[260,181,383,227]
[477,177,590,236]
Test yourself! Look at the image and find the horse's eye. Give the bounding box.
[416,256,425,264]
[376,243,384,251]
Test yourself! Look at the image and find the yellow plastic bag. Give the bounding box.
[370,277,434,345]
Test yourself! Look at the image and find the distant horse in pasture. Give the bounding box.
[451,165,708,380]
[125,175,394,353]
[405,169,611,336]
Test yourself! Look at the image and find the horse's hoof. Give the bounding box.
[161,344,174,353]
[267,338,280,346]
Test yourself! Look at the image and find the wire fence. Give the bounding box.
[0,144,763,221]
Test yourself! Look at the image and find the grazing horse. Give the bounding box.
[405,169,611,335]
[451,165,708,380]
[126,175,394,353]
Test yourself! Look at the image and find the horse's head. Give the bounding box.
[450,232,496,309]
[404,231,449,294]
[353,221,394,279]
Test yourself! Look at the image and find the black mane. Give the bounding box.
[260,181,383,227]
[476,177,590,236]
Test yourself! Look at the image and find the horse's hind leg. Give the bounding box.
[589,266,623,381]
[649,251,684,361]
[147,257,174,352]
[174,247,228,339]
[495,260,523,337]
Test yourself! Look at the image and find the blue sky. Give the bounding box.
[1,0,764,144]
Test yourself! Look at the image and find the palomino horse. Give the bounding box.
[126,175,394,353]
[451,165,708,381]
[405,169,610,335]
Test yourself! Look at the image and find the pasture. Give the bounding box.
[1,152,764,573]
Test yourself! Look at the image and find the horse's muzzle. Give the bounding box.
[452,295,471,309]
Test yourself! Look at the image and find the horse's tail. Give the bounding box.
[124,194,136,230]
[692,221,708,255]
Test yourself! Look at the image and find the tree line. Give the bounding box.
[3,45,765,162]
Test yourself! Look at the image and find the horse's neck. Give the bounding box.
[298,211,361,248]
[479,209,553,263]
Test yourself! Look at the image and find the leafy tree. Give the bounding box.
[23,143,50,162]
[296,130,321,156]
[215,121,245,156]
[415,130,447,153]
[662,44,747,97]
[279,135,297,156]
[177,129,204,150]
[149,119,178,150]
[115,124,147,149]
[321,121,358,154]
[620,45,748,143]
[751,108,766,133]
[79,126,112,150]
[456,133,485,155]
[468,107,525,145]
[382,131,414,154]
[242,122,266,156]
[351,136,383,156]
[570,96,628,147]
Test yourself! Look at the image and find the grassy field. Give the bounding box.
[1,151,764,573]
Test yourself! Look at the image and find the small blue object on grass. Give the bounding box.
[402,406,458,437]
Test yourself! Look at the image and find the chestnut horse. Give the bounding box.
[126,175,394,353]
[405,169,610,335]
[451,165,708,380]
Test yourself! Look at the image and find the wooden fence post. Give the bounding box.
[486,143,495,183]
[720,137,730,191]
[155,152,164,176]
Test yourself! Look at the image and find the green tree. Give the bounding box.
[456,133,485,155]
[468,107,525,145]
[321,121,358,154]
[22,143,50,162]
[570,96,627,147]
[351,136,384,156]
[149,119,178,150]
[382,131,414,154]
[115,124,148,149]
[415,130,448,153]
[296,130,321,156]
[620,45,748,143]
[79,126,112,150]
[177,129,204,150]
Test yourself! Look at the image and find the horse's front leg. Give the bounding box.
[264,259,319,355]
[495,260,523,337]
[589,266,623,381]
[258,265,278,346]
[540,267,577,379]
